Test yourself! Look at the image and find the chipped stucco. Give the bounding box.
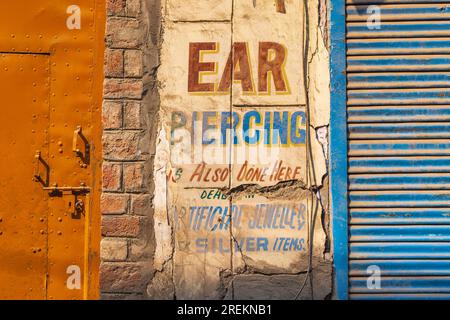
[145,0,332,300]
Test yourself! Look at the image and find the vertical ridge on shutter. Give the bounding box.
[346,1,450,299]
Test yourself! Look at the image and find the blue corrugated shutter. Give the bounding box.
[346,0,450,299]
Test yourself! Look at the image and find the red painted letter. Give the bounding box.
[188,42,216,92]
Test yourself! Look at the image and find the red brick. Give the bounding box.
[129,228,154,261]
[102,101,122,129]
[102,163,122,192]
[103,78,143,99]
[101,238,128,261]
[124,163,146,192]
[102,215,141,237]
[106,17,142,49]
[124,50,142,77]
[131,194,152,216]
[123,101,141,129]
[101,193,128,215]
[126,0,141,17]
[100,263,148,293]
[103,132,141,161]
[107,0,126,16]
[105,49,123,77]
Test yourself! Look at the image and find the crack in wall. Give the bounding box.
[226,180,310,200]
[147,0,333,300]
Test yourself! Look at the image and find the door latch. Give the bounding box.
[33,151,49,186]
[73,125,90,166]
[43,182,90,193]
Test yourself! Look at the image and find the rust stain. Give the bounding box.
[275,0,286,13]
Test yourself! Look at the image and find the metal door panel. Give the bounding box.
[349,156,450,173]
[348,21,450,38]
[349,173,450,190]
[349,123,450,139]
[0,54,49,299]
[350,225,450,241]
[347,55,450,72]
[350,208,450,225]
[348,73,450,89]
[350,260,450,276]
[332,0,450,301]
[348,88,450,105]
[347,38,450,55]
[350,276,450,293]
[350,242,450,259]
[0,1,105,299]
[351,293,450,300]
[347,4,450,21]
[349,190,450,207]
[349,140,450,156]
[348,106,450,123]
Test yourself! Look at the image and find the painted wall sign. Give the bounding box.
[167,106,306,187]
[157,0,308,298]
[188,42,290,95]
[170,110,306,146]
[170,188,310,298]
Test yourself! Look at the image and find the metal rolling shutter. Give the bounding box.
[346,0,450,299]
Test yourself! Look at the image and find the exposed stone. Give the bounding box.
[101,238,128,261]
[124,162,147,192]
[146,269,175,300]
[124,101,142,129]
[104,49,124,78]
[102,163,122,192]
[106,17,142,49]
[103,132,141,161]
[311,260,333,300]
[102,215,141,237]
[107,0,126,16]
[131,194,153,216]
[101,0,161,300]
[101,293,144,300]
[103,78,143,99]
[129,234,154,261]
[102,100,122,129]
[126,0,141,17]
[100,262,149,293]
[124,50,143,78]
[225,274,307,300]
[101,193,129,215]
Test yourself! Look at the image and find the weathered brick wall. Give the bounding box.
[100,0,332,300]
[100,0,160,299]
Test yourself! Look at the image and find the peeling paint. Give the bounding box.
[148,0,332,300]
[153,125,174,272]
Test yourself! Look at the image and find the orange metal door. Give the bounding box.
[0,54,50,299]
[0,1,104,299]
